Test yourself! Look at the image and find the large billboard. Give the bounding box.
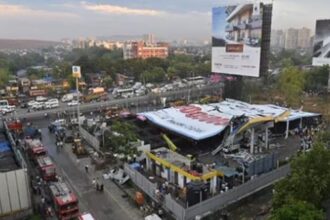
[212,3,264,77]
[312,19,330,66]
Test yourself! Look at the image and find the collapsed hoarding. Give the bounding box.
[140,99,320,141]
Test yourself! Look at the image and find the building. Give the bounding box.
[271,30,285,48]
[297,27,311,49]
[143,34,155,45]
[281,27,312,50]
[284,28,299,49]
[123,41,169,60]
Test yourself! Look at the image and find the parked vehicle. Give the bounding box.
[45,102,59,109]
[0,100,15,112]
[79,213,95,220]
[45,99,59,109]
[67,100,79,106]
[24,138,47,162]
[29,89,47,97]
[36,96,48,102]
[31,102,44,110]
[48,182,80,220]
[36,156,57,181]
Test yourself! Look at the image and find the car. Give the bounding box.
[67,100,79,106]
[46,98,59,105]
[31,102,44,110]
[28,100,38,107]
[35,96,48,102]
[45,102,59,109]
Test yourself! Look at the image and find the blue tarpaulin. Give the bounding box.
[0,141,11,153]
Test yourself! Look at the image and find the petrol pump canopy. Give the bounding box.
[140,99,320,141]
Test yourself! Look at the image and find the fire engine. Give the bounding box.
[48,182,80,220]
[36,156,57,181]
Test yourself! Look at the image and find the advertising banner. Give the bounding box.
[212,3,264,77]
[312,19,330,66]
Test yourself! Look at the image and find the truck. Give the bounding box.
[29,89,47,97]
[83,92,107,103]
[36,156,57,181]
[49,182,80,220]
[88,87,105,94]
[25,138,47,161]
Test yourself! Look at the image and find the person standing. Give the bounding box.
[85,164,89,173]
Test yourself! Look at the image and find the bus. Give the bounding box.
[183,76,205,86]
[113,88,135,98]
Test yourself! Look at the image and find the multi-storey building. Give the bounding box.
[297,27,311,49]
[271,30,285,48]
[273,27,311,50]
[123,41,169,60]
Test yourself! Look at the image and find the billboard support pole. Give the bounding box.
[328,67,330,93]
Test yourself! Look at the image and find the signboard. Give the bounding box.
[72,66,81,78]
[212,3,264,77]
[312,19,330,66]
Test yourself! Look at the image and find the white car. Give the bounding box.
[31,102,44,110]
[45,102,59,109]
[67,100,79,106]
[45,98,59,105]
[35,96,48,102]
[28,100,38,107]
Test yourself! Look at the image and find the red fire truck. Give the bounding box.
[36,156,57,181]
[25,139,47,162]
[49,182,80,220]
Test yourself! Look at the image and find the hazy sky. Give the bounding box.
[0,0,329,41]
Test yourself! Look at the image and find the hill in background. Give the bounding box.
[0,39,61,50]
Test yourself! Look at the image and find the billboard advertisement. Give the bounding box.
[212,3,264,77]
[312,19,330,66]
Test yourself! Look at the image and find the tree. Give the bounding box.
[102,76,113,88]
[277,66,305,107]
[104,121,139,157]
[304,65,329,92]
[270,199,325,220]
[271,136,330,219]
[140,67,166,83]
[0,68,10,88]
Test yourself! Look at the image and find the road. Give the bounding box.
[6,84,223,120]
[39,126,142,220]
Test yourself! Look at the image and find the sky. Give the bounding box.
[0,0,329,41]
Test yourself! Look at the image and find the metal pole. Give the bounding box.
[328,67,330,93]
[76,77,80,133]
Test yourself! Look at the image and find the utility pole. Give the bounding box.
[72,66,81,135]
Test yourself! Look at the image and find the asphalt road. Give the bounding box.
[39,126,141,220]
[5,84,223,120]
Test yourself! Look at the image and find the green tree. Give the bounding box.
[0,68,10,88]
[104,121,139,157]
[277,66,305,107]
[304,65,329,92]
[140,67,166,83]
[270,199,325,220]
[271,137,330,219]
[102,76,113,88]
